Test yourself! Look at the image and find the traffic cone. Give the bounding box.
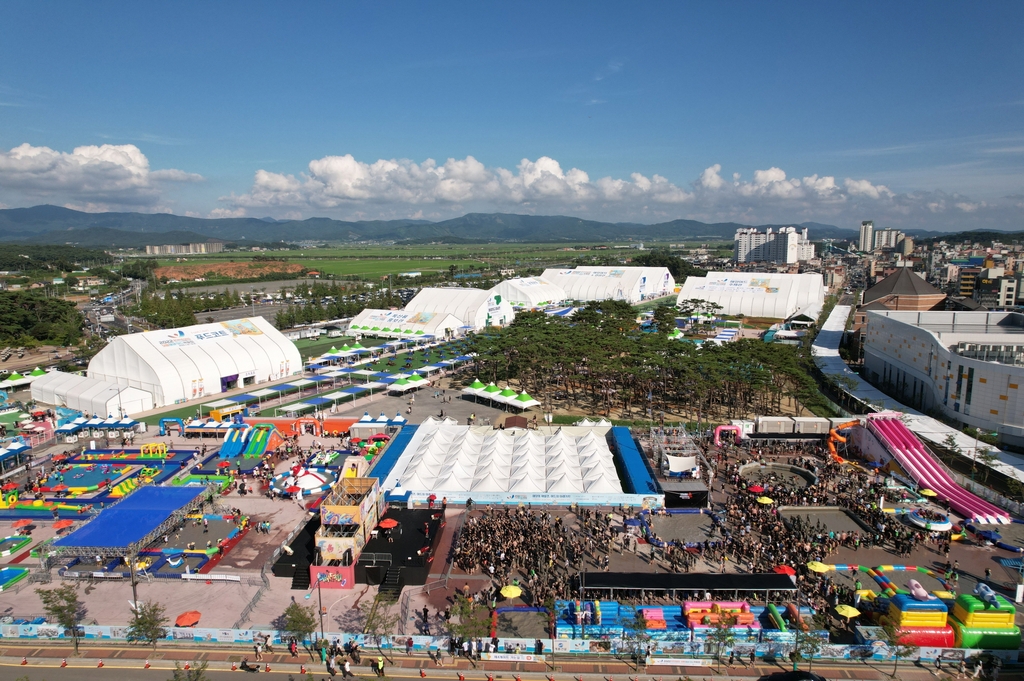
[548,676,556,681]
[421,670,427,678]
[231,661,237,671]
[60,658,67,668]
[515,675,522,681]
[184,662,191,670]
[21,656,27,665]
[301,664,307,674]
[265,663,271,672]
[488,674,495,681]
[97,660,104,668]
[145,660,151,669]
[458,673,465,681]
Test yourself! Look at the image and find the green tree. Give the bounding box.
[792,614,827,672]
[652,304,677,336]
[168,660,211,681]
[881,622,919,677]
[705,613,737,672]
[125,601,168,648]
[281,601,320,654]
[36,584,86,653]
[620,608,652,670]
[361,594,402,663]
[977,447,999,483]
[447,593,491,641]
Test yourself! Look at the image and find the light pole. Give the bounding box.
[304,575,326,640]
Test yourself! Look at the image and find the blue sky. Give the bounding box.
[1,2,1022,230]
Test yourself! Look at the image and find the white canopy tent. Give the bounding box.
[677,272,825,320]
[540,266,675,303]
[31,370,154,417]
[403,288,515,330]
[489,277,567,309]
[347,308,464,339]
[87,317,300,407]
[385,421,623,495]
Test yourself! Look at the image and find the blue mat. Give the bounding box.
[53,487,206,549]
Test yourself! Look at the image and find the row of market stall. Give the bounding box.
[55,416,141,443]
[461,379,541,410]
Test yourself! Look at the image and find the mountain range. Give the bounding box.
[0,205,866,247]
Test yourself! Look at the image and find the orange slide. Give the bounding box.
[827,420,859,463]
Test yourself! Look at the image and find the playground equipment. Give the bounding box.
[868,415,1009,524]
[947,584,1022,649]
[242,424,284,458]
[685,601,758,628]
[139,443,167,457]
[713,425,742,447]
[158,418,185,437]
[905,510,953,531]
[217,425,251,459]
[827,420,858,463]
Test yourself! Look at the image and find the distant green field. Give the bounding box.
[293,258,484,277]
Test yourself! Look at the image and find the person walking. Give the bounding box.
[343,658,354,677]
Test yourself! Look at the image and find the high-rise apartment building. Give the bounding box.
[734,227,814,264]
[873,228,905,251]
[859,220,874,252]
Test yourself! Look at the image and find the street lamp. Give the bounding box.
[304,575,326,640]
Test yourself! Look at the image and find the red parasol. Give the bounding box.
[175,611,201,627]
[378,518,398,529]
[1,482,17,491]
[285,486,301,494]
[12,519,32,529]
[773,565,796,576]
[747,485,765,493]
[53,519,74,530]
[51,484,68,492]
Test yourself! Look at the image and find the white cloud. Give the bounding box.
[220,153,1024,231]
[698,164,725,190]
[225,154,693,212]
[844,178,895,200]
[209,207,246,218]
[0,142,201,210]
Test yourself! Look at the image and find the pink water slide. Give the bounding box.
[869,417,1009,524]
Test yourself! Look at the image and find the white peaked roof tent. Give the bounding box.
[403,288,515,330]
[677,272,825,320]
[488,277,567,309]
[31,371,154,416]
[540,266,675,303]
[387,421,622,495]
[87,317,301,407]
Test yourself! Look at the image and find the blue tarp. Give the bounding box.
[377,377,398,385]
[306,397,332,406]
[53,487,206,549]
[341,386,367,395]
[308,375,333,383]
[610,427,659,495]
[227,394,256,403]
[369,425,417,481]
[274,384,297,392]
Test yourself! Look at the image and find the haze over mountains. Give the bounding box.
[0,205,870,248]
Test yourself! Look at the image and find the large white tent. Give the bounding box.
[347,308,464,339]
[677,271,825,320]
[384,420,623,496]
[540,266,675,303]
[88,317,301,407]
[403,287,515,330]
[32,370,154,416]
[488,277,567,309]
